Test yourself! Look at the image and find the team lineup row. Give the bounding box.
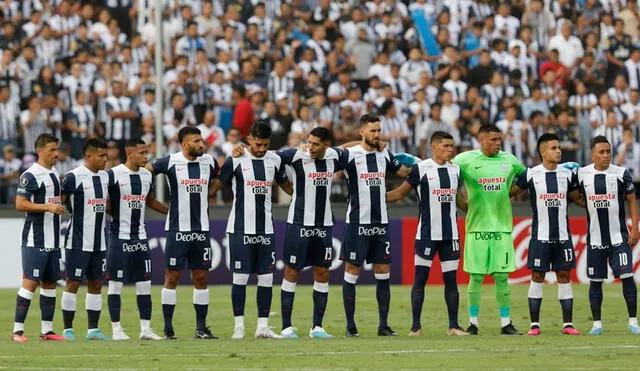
[10,114,640,342]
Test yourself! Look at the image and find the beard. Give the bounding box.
[189,146,204,157]
[364,138,379,149]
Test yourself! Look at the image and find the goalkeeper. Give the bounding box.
[452,124,526,335]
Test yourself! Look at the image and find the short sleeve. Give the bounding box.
[16,172,39,198]
[386,150,401,174]
[513,169,529,189]
[623,169,636,195]
[218,157,234,186]
[275,159,288,184]
[152,156,170,175]
[406,164,420,188]
[276,148,298,166]
[210,158,220,180]
[510,155,526,176]
[332,147,345,171]
[61,172,76,196]
[338,148,350,169]
[107,169,115,187]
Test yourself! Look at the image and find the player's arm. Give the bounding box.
[567,167,586,208]
[624,170,639,246]
[510,169,528,197]
[210,157,234,196]
[279,179,293,196]
[386,181,413,202]
[568,189,586,208]
[456,185,468,212]
[60,172,76,211]
[146,191,169,214]
[16,195,65,214]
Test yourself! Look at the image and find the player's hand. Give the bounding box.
[47,204,66,215]
[232,144,245,158]
[297,143,310,152]
[629,229,639,247]
[377,141,387,151]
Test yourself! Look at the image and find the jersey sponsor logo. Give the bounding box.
[470,232,504,241]
[247,180,272,194]
[180,178,208,194]
[123,194,146,209]
[175,232,208,242]
[87,198,107,213]
[587,193,616,208]
[477,177,506,191]
[122,241,149,252]
[432,188,456,203]
[299,227,328,238]
[308,172,333,187]
[47,196,61,204]
[243,235,272,245]
[538,193,565,207]
[358,226,387,236]
[360,172,385,186]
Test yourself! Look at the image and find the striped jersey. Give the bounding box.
[340,146,402,224]
[278,147,343,226]
[107,164,154,240]
[578,164,636,246]
[515,165,578,241]
[62,166,109,252]
[219,149,286,234]
[407,159,460,241]
[152,152,220,232]
[17,163,61,250]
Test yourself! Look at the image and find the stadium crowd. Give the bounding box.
[1,0,640,204]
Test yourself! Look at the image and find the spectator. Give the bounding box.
[231,85,254,138]
[615,127,640,183]
[549,111,581,163]
[607,18,634,85]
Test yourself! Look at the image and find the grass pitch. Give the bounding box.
[0,284,638,370]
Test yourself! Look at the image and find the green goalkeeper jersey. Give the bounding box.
[453,150,526,233]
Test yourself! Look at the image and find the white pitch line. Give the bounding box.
[1,344,640,360]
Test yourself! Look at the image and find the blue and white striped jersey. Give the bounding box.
[515,165,578,241]
[340,146,402,224]
[17,163,61,250]
[107,164,154,240]
[278,147,343,227]
[219,149,287,234]
[62,166,109,252]
[152,152,220,232]
[578,164,636,246]
[407,159,460,241]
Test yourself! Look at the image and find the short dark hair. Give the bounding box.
[125,138,146,148]
[83,138,107,155]
[249,120,272,139]
[34,133,59,150]
[178,126,202,143]
[359,113,380,126]
[309,126,332,142]
[478,124,502,135]
[379,100,395,116]
[591,135,610,149]
[430,131,454,144]
[536,133,560,159]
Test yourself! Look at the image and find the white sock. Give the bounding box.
[469,317,479,326]
[140,319,151,331]
[592,320,602,329]
[563,322,573,328]
[281,279,297,293]
[13,322,24,333]
[234,316,244,328]
[629,318,638,327]
[530,322,540,328]
[500,317,511,327]
[61,291,77,331]
[161,288,176,305]
[257,317,268,328]
[112,321,121,330]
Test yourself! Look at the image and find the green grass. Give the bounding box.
[1,284,638,370]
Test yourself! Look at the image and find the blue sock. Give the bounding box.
[231,284,246,317]
[443,270,460,329]
[14,293,32,332]
[137,295,152,320]
[411,266,429,330]
[312,290,328,328]
[589,281,603,321]
[162,305,175,331]
[376,277,391,329]
[194,304,208,330]
[622,277,637,318]
[108,294,121,322]
[87,310,100,330]
[280,290,295,329]
[342,280,356,329]
[63,310,75,330]
[256,286,272,318]
[40,294,56,324]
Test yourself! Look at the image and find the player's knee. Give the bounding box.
[373,264,390,275]
[135,281,152,296]
[257,273,273,287]
[344,271,359,284]
[191,270,208,288]
[284,266,300,283]
[232,273,249,286]
[86,280,102,293]
[414,255,432,267]
[65,280,80,293]
[440,259,459,273]
[344,263,360,276]
[554,270,570,283]
[164,270,180,287]
[312,268,329,283]
[21,278,38,292]
[108,281,123,295]
[531,271,546,283]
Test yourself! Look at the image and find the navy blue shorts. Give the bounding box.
[415,239,460,261]
[284,224,333,270]
[21,247,62,283]
[107,238,152,283]
[528,239,576,272]
[340,223,391,266]
[164,231,212,271]
[587,242,633,279]
[229,233,275,274]
[66,249,107,281]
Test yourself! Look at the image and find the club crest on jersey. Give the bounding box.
[19,177,28,187]
[477,177,506,191]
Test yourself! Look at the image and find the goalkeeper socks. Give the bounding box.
[39,289,56,334]
[468,273,483,326]
[375,273,391,328]
[193,289,209,331]
[61,291,76,330]
[493,272,511,327]
[342,273,358,329]
[280,279,296,329]
[622,277,637,318]
[589,280,603,321]
[13,288,33,333]
[558,283,574,325]
[411,265,430,330]
[443,270,460,329]
[161,288,176,331]
[528,281,543,327]
[86,293,102,330]
[312,281,329,328]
